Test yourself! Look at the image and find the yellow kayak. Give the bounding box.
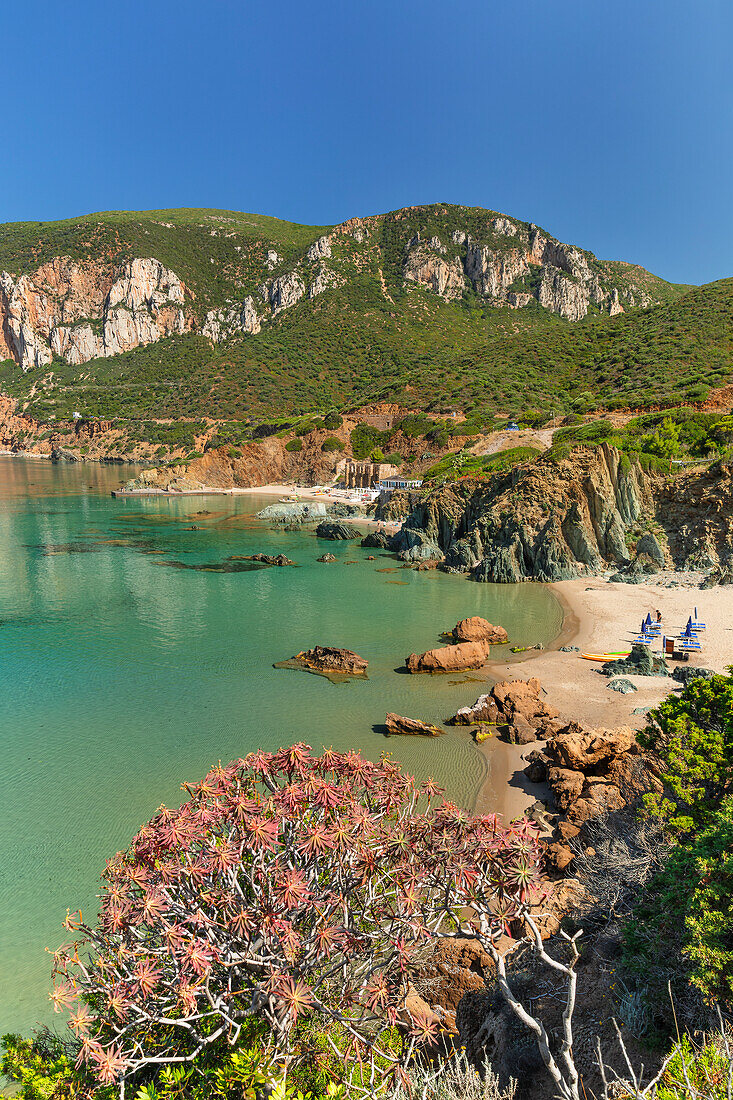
[581,652,631,662]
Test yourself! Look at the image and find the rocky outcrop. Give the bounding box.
[391,444,655,582]
[361,530,391,549]
[279,646,368,677]
[395,217,660,321]
[542,725,659,827]
[385,713,445,737]
[403,238,465,300]
[448,677,561,744]
[0,257,191,370]
[242,553,294,566]
[655,459,733,570]
[601,644,668,678]
[405,641,490,674]
[450,617,508,644]
[315,521,360,540]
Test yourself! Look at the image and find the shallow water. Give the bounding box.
[0,458,562,1035]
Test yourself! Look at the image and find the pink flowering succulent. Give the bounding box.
[52,744,541,1094]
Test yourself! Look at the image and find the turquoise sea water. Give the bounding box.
[0,457,563,1036]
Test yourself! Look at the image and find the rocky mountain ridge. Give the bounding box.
[0,205,679,372]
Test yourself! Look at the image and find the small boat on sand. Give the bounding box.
[580,651,631,662]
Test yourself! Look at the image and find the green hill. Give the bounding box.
[1,203,727,429]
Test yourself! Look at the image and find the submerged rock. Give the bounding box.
[243,553,294,566]
[385,713,444,737]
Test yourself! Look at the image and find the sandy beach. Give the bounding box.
[489,576,731,731]
[472,575,731,822]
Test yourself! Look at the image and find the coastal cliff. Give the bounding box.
[390,445,733,581]
[391,444,656,581]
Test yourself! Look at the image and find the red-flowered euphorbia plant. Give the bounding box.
[52,745,541,1096]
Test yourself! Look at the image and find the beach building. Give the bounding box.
[341,460,398,489]
[377,477,423,491]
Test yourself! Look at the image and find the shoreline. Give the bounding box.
[472,574,732,819]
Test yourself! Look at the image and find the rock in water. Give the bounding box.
[315,522,361,541]
[361,530,392,549]
[385,713,445,737]
[447,677,561,743]
[317,553,336,562]
[405,641,490,673]
[274,646,368,679]
[243,553,294,566]
[257,502,328,524]
[450,616,508,644]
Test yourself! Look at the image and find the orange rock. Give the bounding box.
[451,616,509,644]
[405,640,490,673]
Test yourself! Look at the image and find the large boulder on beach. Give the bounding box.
[315,521,360,541]
[602,644,668,678]
[447,677,560,742]
[385,713,445,737]
[549,727,635,772]
[451,617,508,644]
[405,641,490,673]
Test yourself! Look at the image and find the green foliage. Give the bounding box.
[397,413,432,438]
[1,204,731,433]
[656,1035,733,1100]
[424,445,540,483]
[350,423,390,459]
[321,436,345,452]
[322,411,343,430]
[1,1031,86,1099]
[383,452,403,466]
[638,671,733,834]
[642,416,681,461]
[285,438,303,452]
[622,797,733,1011]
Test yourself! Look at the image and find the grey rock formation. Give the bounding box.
[315,521,361,540]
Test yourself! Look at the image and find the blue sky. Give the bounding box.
[3,0,732,285]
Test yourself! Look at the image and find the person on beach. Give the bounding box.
[656,609,662,623]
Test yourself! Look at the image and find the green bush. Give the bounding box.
[638,671,733,834]
[285,438,303,452]
[622,795,733,1009]
[350,424,390,459]
[321,436,344,452]
[322,411,343,430]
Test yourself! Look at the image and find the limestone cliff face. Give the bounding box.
[391,445,657,580]
[0,257,192,370]
[399,219,656,321]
